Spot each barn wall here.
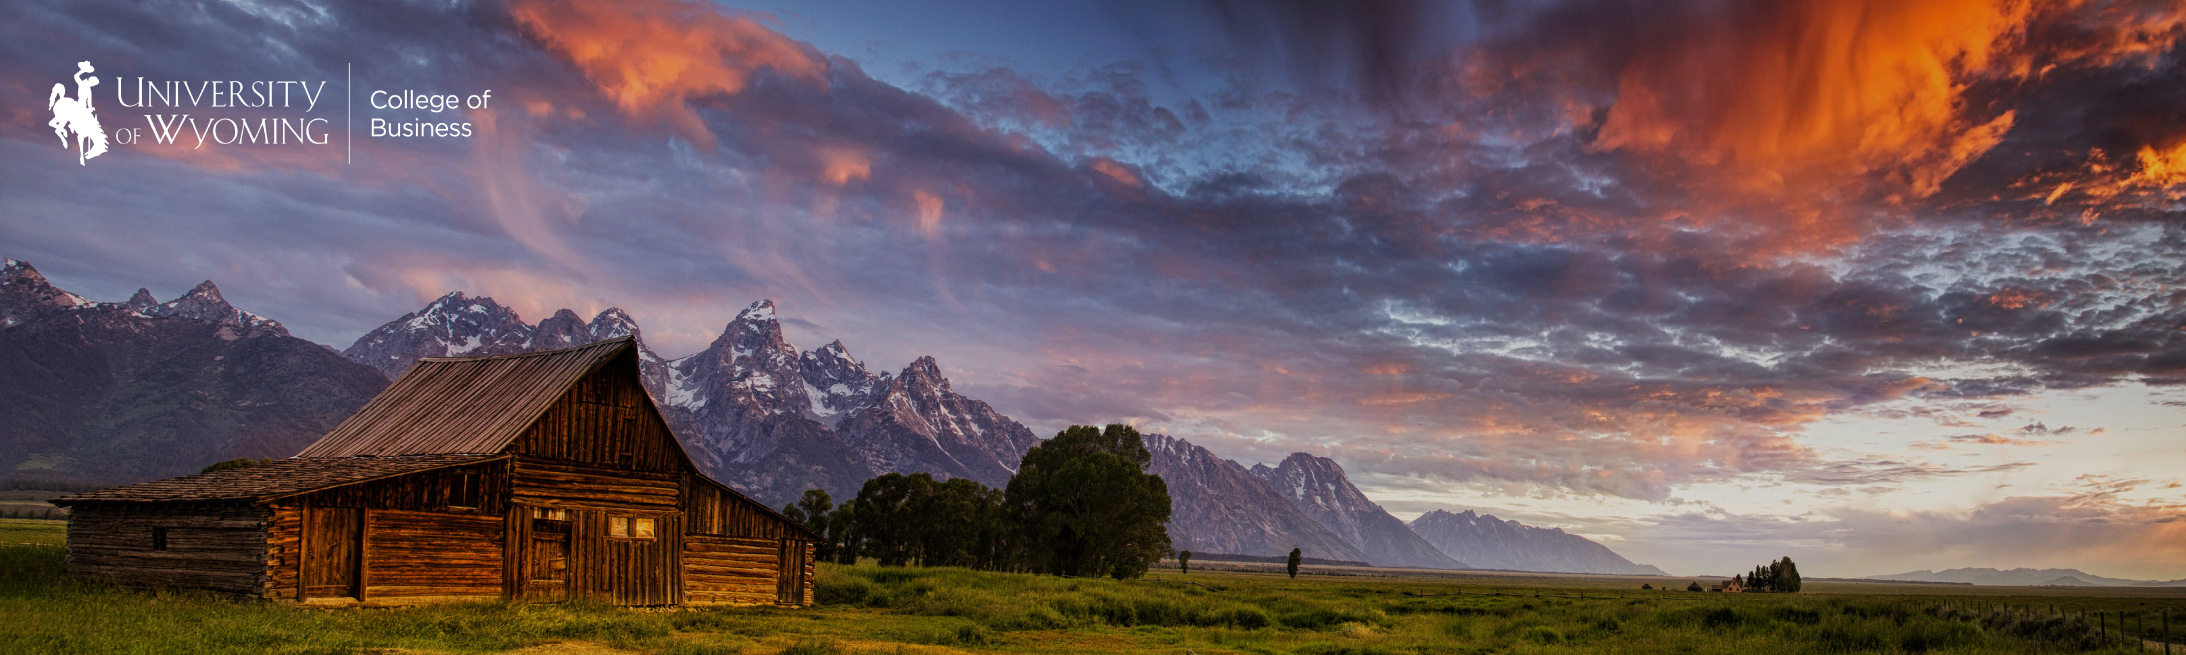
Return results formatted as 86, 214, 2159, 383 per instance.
65, 503, 270, 596
515, 361, 682, 472
685, 476, 799, 540
682, 535, 785, 606
267, 461, 513, 601
363, 509, 504, 598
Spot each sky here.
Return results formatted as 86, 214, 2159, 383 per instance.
2, 0, 2183, 580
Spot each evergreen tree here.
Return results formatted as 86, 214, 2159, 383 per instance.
1780, 557, 1802, 592
1179, 550, 1191, 574
1286, 548, 1302, 579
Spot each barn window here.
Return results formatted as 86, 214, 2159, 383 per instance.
531, 507, 569, 521
608, 516, 655, 540
448, 470, 481, 509
151, 527, 168, 551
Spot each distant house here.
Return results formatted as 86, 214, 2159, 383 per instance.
1710, 579, 1744, 593
52, 338, 817, 607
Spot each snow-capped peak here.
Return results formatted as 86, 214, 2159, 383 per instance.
737, 299, 778, 323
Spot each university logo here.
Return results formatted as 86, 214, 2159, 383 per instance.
47, 61, 108, 166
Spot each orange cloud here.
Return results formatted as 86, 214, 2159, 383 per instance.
1591, 1, 2027, 233
913, 189, 945, 237
818, 146, 873, 186
1569, 0, 2185, 247
1089, 159, 1142, 188
510, 0, 826, 151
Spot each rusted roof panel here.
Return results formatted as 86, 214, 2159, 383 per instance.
296, 338, 634, 457
51, 454, 498, 505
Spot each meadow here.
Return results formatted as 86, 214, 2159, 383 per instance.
1, 518, 2179, 655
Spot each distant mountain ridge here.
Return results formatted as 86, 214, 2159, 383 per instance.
1409, 509, 1667, 575
1248, 453, 1466, 570
0, 259, 388, 483
1865, 568, 2186, 587
1143, 433, 1372, 563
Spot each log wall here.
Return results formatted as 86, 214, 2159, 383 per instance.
65, 503, 270, 596
683, 534, 785, 606
362, 508, 503, 598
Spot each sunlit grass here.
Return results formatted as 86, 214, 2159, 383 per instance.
0, 541, 2174, 654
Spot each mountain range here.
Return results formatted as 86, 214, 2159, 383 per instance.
3, 259, 1667, 574
0, 260, 387, 482
1409, 509, 1666, 575
1864, 568, 2186, 587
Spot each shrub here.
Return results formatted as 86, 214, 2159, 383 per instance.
1218, 606, 1273, 629
813, 575, 873, 606
1522, 625, 1565, 644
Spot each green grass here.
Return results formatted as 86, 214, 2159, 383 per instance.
0, 542, 2177, 654
0, 518, 65, 546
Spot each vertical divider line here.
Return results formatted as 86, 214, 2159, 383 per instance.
346, 63, 352, 164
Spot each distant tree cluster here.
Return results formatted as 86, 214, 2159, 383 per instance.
200, 458, 271, 474
783, 424, 1174, 580
1737, 556, 1803, 592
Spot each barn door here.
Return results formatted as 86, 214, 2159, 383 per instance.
303, 507, 363, 599
526, 513, 572, 600
775, 540, 807, 605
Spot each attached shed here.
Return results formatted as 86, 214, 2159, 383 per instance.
52, 337, 817, 606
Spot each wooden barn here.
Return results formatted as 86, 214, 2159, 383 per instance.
50, 337, 817, 607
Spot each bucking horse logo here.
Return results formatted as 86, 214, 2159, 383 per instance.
48, 61, 107, 166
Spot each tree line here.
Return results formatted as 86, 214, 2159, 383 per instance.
782, 423, 1174, 579
1736, 556, 1803, 592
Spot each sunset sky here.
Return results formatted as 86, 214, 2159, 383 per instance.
3, 0, 2183, 579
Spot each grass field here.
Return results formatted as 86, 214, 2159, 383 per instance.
1, 520, 2179, 654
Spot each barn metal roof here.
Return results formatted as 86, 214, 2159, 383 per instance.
295, 337, 635, 457
50, 454, 500, 505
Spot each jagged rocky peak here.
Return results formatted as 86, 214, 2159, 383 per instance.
530, 308, 591, 351
1247, 452, 1467, 570
1409, 508, 1664, 575
800, 340, 880, 424
2, 258, 91, 307
143, 280, 288, 335
589, 307, 641, 340
341, 291, 537, 378
126, 288, 158, 312
898, 355, 951, 391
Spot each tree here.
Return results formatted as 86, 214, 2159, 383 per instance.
200, 458, 268, 474
782, 489, 834, 561
1779, 557, 1803, 593
1287, 548, 1302, 579
827, 501, 861, 564
852, 472, 936, 566
1005, 424, 1173, 579
1641, 583, 1653, 590
1179, 550, 1191, 575
1732, 573, 1744, 588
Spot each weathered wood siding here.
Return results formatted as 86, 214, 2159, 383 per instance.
362, 509, 503, 598
683, 534, 786, 605
515, 356, 681, 473
685, 476, 799, 539
65, 503, 269, 596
